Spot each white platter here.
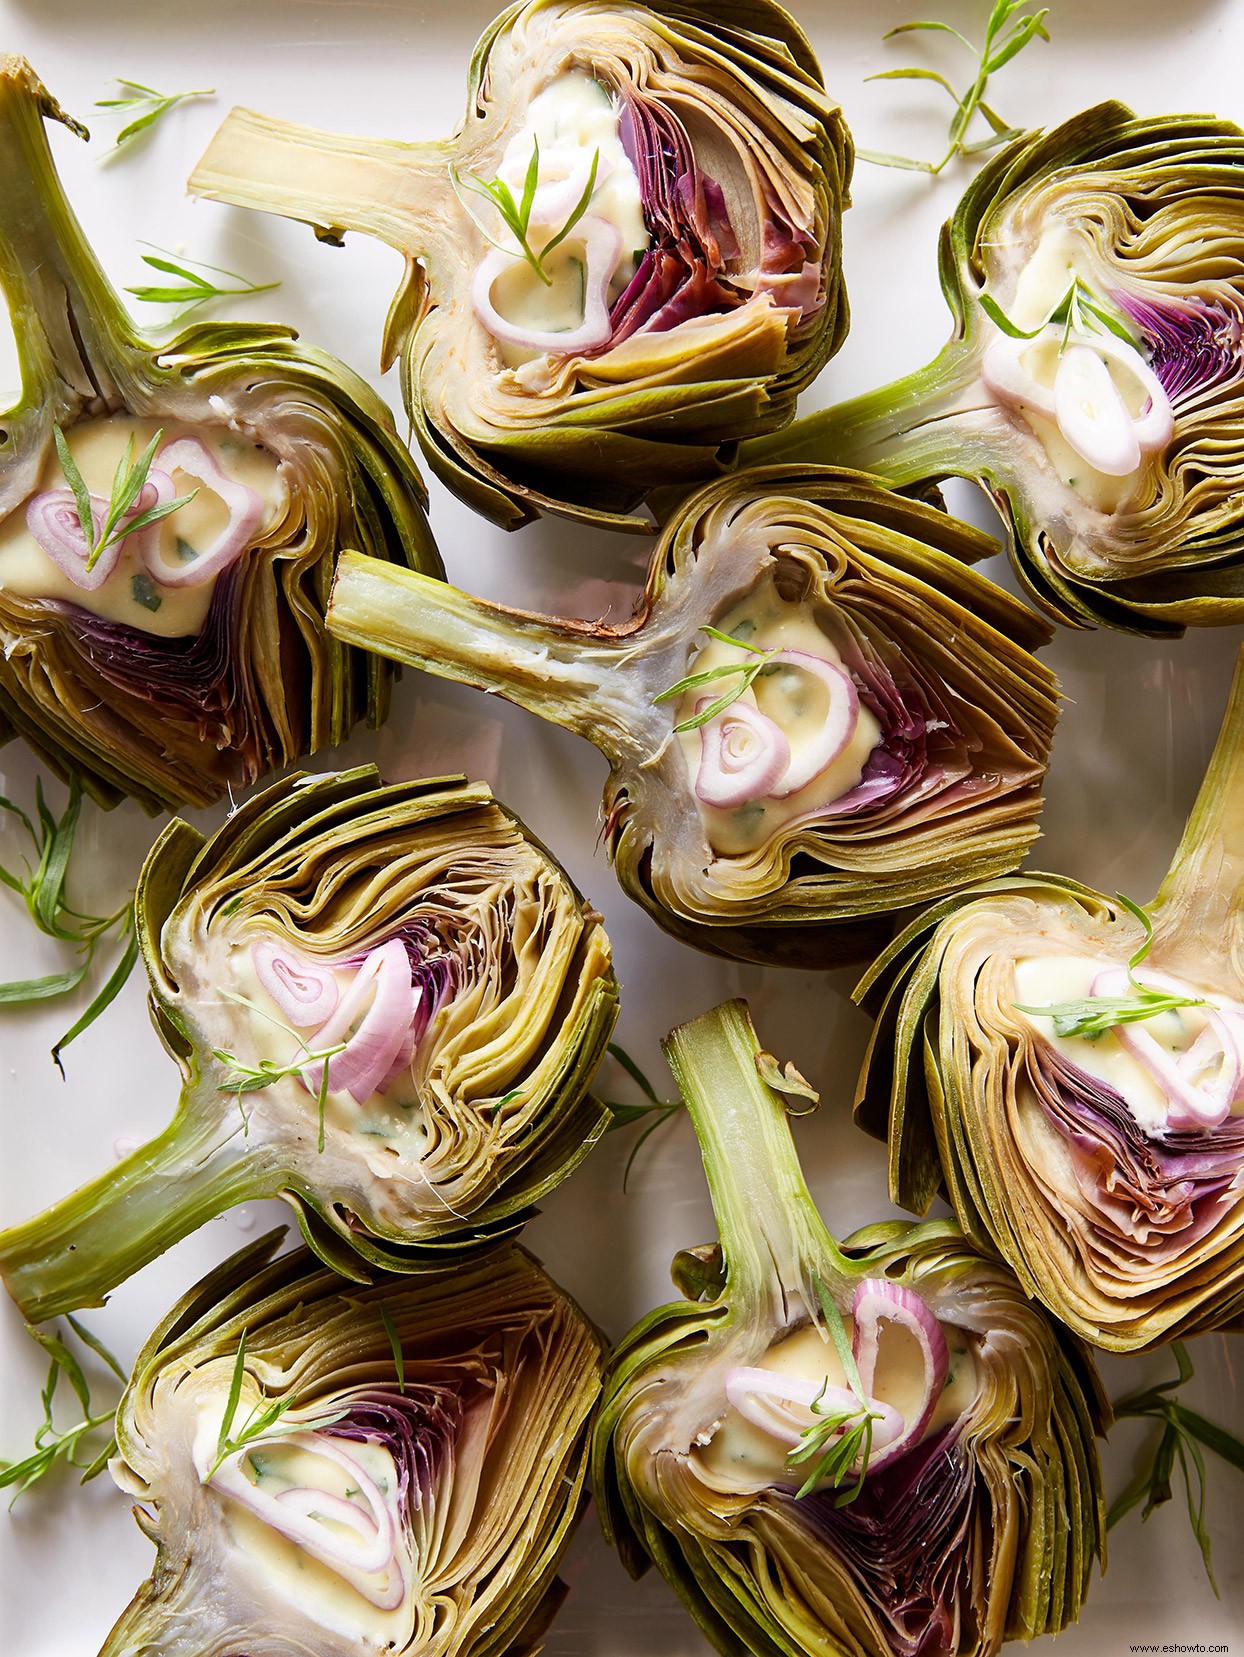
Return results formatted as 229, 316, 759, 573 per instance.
0, 0, 1241, 1651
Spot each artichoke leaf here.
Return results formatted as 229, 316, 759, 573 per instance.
748, 102, 1244, 634
0, 58, 442, 812
102, 1233, 605, 1657
329, 465, 1058, 968
593, 999, 1107, 1657
189, 0, 851, 531
0, 768, 618, 1319
854, 646, 1244, 1351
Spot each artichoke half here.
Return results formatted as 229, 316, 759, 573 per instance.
594, 1000, 1106, 1657
747, 104, 1244, 634
102, 1230, 604, 1657
0, 768, 618, 1320
188, 0, 850, 530
854, 646, 1244, 1352
0, 58, 441, 812
328, 466, 1058, 967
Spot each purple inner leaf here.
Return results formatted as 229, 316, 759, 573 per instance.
323, 1384, 463, 1515
1034, 1048, 1244, 1254
1116, 292, 1244, 403
791, 1426, 975, 1657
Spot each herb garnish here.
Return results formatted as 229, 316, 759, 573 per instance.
654, 627, 780, 733
207, 1332, 345, 1479
1013, 894, 1207, 1040
126, 245, 280, 326
858, 0, 1049, 175
599, 1042, 684, 1192
53, 425, 197, 573
978, 275, 1138, 354
0, 774, 139, 1071
0, 1316, 126, 1503
1109, 1341, 1244, 1594
455, 138, 601, 286
95, 79, 214, 154
786, 1278, 882, 1504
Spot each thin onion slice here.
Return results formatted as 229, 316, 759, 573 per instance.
765, 651, 859, 799
1089, 965, 1239, 1129
724, 1365, 903, 1455
25, 477, 166, 591
251, 937, 339, 1027
301, 939, 416, 1106
695, 698, 789, 808
141, 436, 264, 588
472, 216, 622, 357
849, 1278, 948, 1469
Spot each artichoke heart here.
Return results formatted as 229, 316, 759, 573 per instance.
855, 646, 1244, 1351
593, 1000, 1107, 1657
327, 466, 1058, 967
102, 1232, 604, 1657
0, 768, 618, 1320
189, 1, 851, 530
747, 103, 1244, 634
0, 57, 441, 812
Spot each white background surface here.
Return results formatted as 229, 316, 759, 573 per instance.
0, 0, 1241, 1652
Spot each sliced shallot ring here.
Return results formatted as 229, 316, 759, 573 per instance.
980, 331, 1058, 419
850, 1278, 948, 1469
141, 436, 263, 588
25, 476, 165, 591
251, 937, 339, 1027
724, 1365, 903, 1453
1089, 965, 1234, 1129
764, 651, 860, 799
497, 143, 613, 231
302, 939, 415, 1105
1054, 345, 1143, 477
208, 1428, 403, 1605
472, 215, 622, 356
695, 697, 789, 809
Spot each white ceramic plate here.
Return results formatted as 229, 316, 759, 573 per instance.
0, 0, 1240, 1651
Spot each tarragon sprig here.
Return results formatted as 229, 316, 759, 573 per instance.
599, 1042, 685, 1192
1014, 894, 1207, 1041
95, 79, 214, 155
655, 627, 780, 733
126, 245, 280, 326
454, 137, 600, 286
859, 0, 1049, 175
978, 275, 1138, 355
786, 1277, 882, 1505
0, 1316, 126, 1504
1109, 1341, 1244, 1594
53, 425, 197, 573
0, 774, 140, 1071
206, 1332, 345, 1480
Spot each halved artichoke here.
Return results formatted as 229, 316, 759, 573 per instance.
747, 104, 1244, 634
594, 1000, 1106, 1657
0, 57, 441, 812
102, 1230, 604, 1657
0, 767, 617, 1319
854, 646, 1244, 1352
328, 466, 1058, 967
188, 1, 851, 530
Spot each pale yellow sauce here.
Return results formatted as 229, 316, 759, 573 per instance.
193, 1402, 413, 1645
1012, 953, 1243, 1135
485, 72, 647, 363
986, 222, 1149, 513
692, 1317, 978, 1495
675, 575, 883, 857
0, 416, 285, 637
223, 941, 431, 1161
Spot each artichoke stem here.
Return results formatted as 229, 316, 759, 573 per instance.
663, 1000, 832, 1311
0, 57, 136, 402
1149, 643, 1244, 986
738, 341, 979, 485
190, 106, 452, 259
0, 1109, 273, 1322
328, 551, 637, 759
